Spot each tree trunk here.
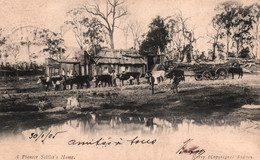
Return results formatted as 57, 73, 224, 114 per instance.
88, 63, 92, 76
226, 33, 229, 57
87, 54, 92, 76
256, 18, 259, 59
133, 38, 137, 50
236, 40, 239, 58
213, 43, 216, 61
109, 32, 114, 49
84, 50, 87, 76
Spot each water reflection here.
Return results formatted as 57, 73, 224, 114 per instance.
0, 114, 259, 160
18, 113, 260, 138
0, 111, 259, 140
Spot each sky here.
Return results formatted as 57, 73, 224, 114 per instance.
0, 0, 258, 56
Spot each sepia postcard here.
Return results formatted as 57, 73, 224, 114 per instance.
0, 0, 259, 160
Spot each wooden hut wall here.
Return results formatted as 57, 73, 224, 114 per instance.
45, 58, 61, 77
74, 64, 80, 75
131, 65, 143, 73
80, 66, 85, 75
114, 64, 119, 74
101, 64, 110, 74
61, 63, 80, 75
45, 66, 60, 77
61, 63, 73, 74
94, 64, 121, 75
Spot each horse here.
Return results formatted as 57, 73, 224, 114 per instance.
228, 67, 243, 79
117, 72, 140, 86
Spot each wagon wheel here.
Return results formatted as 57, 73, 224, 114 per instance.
215, 68, 227, 80
195, 73, 203, 81
202, 71, 212, 80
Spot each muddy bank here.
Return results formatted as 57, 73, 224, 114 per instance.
0, 74, 260, 114
0, 84, 151, 112
1, 82, 259, 114
0, 83, 260, 136
1, 76, 260, 136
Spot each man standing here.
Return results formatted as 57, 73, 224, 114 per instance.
171, 76, 181, 94
111, 70, 117, 87
147, 72, 155, 95
61, 68, 65, 77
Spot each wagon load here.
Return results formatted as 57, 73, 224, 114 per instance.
192, 62, 229, 81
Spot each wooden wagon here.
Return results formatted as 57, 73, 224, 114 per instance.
192, 63, 229, 81
163, 61, 230, 81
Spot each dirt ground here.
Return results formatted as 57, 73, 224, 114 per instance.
0, 72, 259, 135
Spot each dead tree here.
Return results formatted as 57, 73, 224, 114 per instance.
83, 0, 127, 49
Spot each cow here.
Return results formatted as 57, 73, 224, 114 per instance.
117, 72, 140, 86
165, 69, 185, 82
228, 67, 243, 79
94, 75, 112, 87
37, 76, 63, 91
151, 70, 165, 84
63, 75, 92, 89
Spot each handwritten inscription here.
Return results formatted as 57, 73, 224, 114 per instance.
176, 139, 206, 160
127, 136, 157, 145
68, 136, 157, 147
29, 130, 67, 144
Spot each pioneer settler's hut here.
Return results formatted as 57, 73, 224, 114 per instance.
45, 58, 80, 77
93, 49, 147, 75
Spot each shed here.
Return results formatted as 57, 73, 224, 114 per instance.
94, 49, 147, 75
45, 58, 80, 77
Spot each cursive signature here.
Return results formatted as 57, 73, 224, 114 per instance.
176, 139, 206, 160
29, 130, 67, 144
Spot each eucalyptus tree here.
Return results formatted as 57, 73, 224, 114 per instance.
66, 8, 105, 75
83, 0, 127, 49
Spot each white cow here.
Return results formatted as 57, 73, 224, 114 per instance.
151, 70, 165, 84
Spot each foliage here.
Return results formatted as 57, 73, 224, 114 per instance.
5, 42, 20, 63
208, 17, 226, 60
0, 28, 6, 61
66, 9, 104, 56
139, 16, 169, 56
128, 21, 145, 50
39, 29, 65, 60
165, 14, 202, 62
66, 8, 106, 75
213, 1, 259, 58
239, 47, 250, 58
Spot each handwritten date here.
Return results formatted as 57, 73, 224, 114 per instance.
29, 130, 67, 144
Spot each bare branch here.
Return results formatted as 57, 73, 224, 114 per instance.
83, 5, 112, 31
81, 0, 127, 49
115, 8, 127, 19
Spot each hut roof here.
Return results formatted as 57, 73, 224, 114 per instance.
95, 49, 146, 65
59, 58, 79, 64
97, 57, 146, 65
45, 58, 80, 68
45, 58, 61, 68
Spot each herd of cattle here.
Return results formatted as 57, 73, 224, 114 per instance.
37, 69, 185, 91
37, 65, 243, 91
